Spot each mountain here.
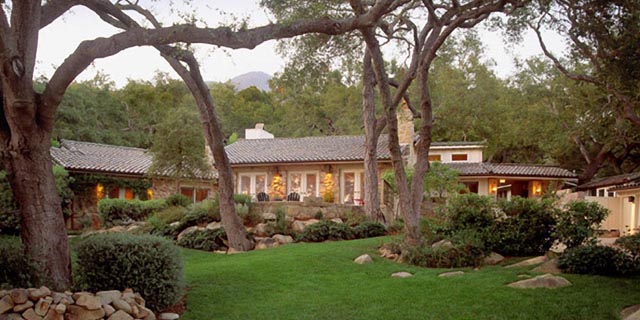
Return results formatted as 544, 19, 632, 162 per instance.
230, 71, 272, 92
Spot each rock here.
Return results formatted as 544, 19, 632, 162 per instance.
439, 271, 465, 277
549, 242, 567, 254
96, 290, 122, 305
2, 313, 23, 320
169, 221, 180, 228
112, 299, 132, 314
50, 293, 68, 305
177, 225, 201, 241
256, 237, 280, 250
108, 310, 134, 320
75, 295, 101, 310
65, 305, 106, 320
28, 287, 51, 301
0, 290, 7, 298
391, 272, 413, 278
21, 308, 42, 320
43, 309, 63, 320
103, 304, 116, 317
379, 247, 400, 261
254, 223, 273, 237
205, 222, 222, 230
532, 258, 562, 274
292, 219, 320, 233
227, 247, 245, 254
330, 218, 344, 224
13, 301, 34, 312
431, 239, 453, 249
262, 212, 277, 221
505, 256, 548, 268
508, 273, 571, 289
34, 297, 53, 316
159, 313, 180, 320
482, 252, 505, 265
621, 304, 640, 320
272, 234, 294, 244
133, 293, 145, 307
10, 289, 29, 304
135, 306, 154, 319
126, 224, 141, 232
108, 226, 127, 233
71, 292, 92, 301
0, 295, 15, 314
54, 304, 67, 315
354, 254, 373, 264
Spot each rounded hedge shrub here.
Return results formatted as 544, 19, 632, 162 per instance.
555, 201, 609, 249
76, 233, 183, 310
0, 237, 35, 289
98, 199, 167, 227
176, 228, 228, 251
403, 242, 485, 268
165, 194, 192, 208
558, 245, 631, 276
298, 221, 354, 242
353, 221, 387, 239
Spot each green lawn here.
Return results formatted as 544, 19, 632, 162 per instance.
181, 237, 640, 320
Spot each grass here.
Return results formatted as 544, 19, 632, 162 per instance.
181, 237, 640, 320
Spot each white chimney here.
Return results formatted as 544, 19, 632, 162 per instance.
245, 123, 274, 140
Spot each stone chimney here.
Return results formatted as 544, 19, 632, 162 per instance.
245, 123, 274, 140
397, 102, 414, 146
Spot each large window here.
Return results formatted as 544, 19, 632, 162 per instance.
428, 154, 442, 162
238, 173, 268, 197
342, 171, 365, 205
452, 154, 468, 161
106, 187, 135, 200
288, 172, 319, 200
180, 187, 210, 203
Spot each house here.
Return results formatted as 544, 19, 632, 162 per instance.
51, 139, 216, 229
224, 122, 577, 206
575, 173, 640, 235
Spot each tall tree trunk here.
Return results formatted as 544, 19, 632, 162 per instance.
362, 52, 385, 223
2, 133, 71, 290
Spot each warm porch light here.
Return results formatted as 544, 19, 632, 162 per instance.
532, 181, 543, 196
489, 179, 498, 194
499, 179, 506, 183
147, 189, 154, 199
96, 183, 105, 199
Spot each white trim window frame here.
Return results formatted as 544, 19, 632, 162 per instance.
238, 173, 268, 197
341, 170, 365, 205
287, 171, 320, 200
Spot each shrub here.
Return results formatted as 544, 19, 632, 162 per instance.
445, 194, 496, 231
98, 199, 167, 227
387, 219, 405, 234
555, 201, 609, 249
403, 242, 485, 268
153, 206, 188, 225
340, 210, 366, 227
174, 199, 220, 234
558, 245, 633, 276
75, 233, 183, 310
0, 237, 35, 289
165, 194, 192, 207
176, 228, 228, 251
353, 221, 387, 239
233, 194, 252, 206
420, 217, 449, 243
298, 221, 354, 242
145, 206, 187, 237
490, 197, 557, 256
616, 233, 640, 263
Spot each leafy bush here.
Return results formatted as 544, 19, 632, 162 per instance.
340, 210, 366, 227
176, 228, 228, 251
445, 194, 496, 231
145, 206, 187, 237
154, 206, 188, 225
76, 233, 183, 310
98, 199, 167, 227
420, 217, 449, 243
165, 194, 192, 207
490, 197, 557, 256
387, 219, 405, 234
174, 199, 220, 234
555, 201, 609, 249
233, 194, 252, 206
298, 221, 354, 242
353, 221, 387, 239
616, 233, 640, 262
403, 242, 485, 268
558, 245, 633, 276
0, 237, 35, 289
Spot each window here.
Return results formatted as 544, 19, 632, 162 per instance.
106, 187, 135, 200
598, 189, 605, 197
288, 172, 319, 200
452, 154, 468, 161
238, 173, 268, 197
428, 154, 441, 162
342, 171, 365, 205
462, 182, 479, 194
180, 187, 211, 203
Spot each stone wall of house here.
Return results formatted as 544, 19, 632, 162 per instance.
249, 197, 365, 221
0, 287, 177, 320
151, 178, 216, 199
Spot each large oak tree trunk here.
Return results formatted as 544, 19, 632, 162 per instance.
2, 132, 71, 290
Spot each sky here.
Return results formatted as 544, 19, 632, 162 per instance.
36, 0, 566, 87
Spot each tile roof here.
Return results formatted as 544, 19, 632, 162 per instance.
51, 139, 215, 179
225, 135, 393, 165
577, 172, 640, 190
446, 162, 577, 179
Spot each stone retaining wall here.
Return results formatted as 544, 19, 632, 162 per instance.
0, 287, 175, 320
249, 197, 365, 220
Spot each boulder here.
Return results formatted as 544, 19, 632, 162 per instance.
508, 273, 571, 289
330, 218, 344, 224
438, 271, 464, 277
391, 272, 413, 278
21, 308, 42, 320
0, 295, 15, 314
272, 234, 294, 244
2, 313, 23, 320
96, 290, 122, 305
205, 222, 222, 230
431, 240, 453, 249
505, 256, 548, 268
482, 252, 505, 266
34, 297, 53, 316
254, 223, 273, 237
255, 238, 280, 250
29, 287, 51, 301
621, 304, 640, 320
10, 289, 29, 304
159, 313, 180, 320
43, 309, 63, 320
292, 220, 307, 233
13, 301, 34, 313
354, 254, 373, 264
75, 295, 101, 310
107, 310, 133, 320
103, 304, 116, 317
176, 226, 201, 241
112, 299, 132, 314
532, 258, 562, 274
107, 226, 127, 233
262, 212, 277, 221
54, 304, 67, 315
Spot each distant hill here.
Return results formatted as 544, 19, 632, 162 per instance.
230, 71, 272, 92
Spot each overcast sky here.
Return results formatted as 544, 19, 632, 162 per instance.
36, 0, 565, 87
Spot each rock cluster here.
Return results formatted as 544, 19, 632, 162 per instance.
0, 287, 173, 320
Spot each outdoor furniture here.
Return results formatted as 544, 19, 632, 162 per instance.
257, 192, 269, 202
286, 192, 300, 201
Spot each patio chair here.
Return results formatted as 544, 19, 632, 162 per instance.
257, 192, 269, 202
286, 192, 300, 201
